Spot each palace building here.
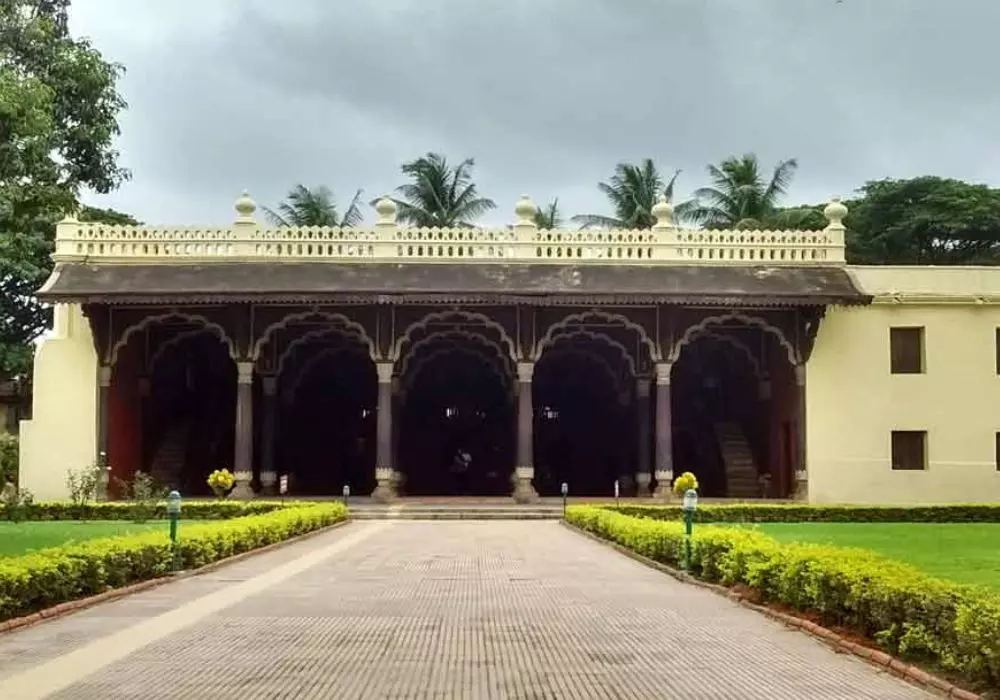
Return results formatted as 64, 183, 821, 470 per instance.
17, 194, 1000, 504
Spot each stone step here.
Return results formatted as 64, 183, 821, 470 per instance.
351, 508, 562, 521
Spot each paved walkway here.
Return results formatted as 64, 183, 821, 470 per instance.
0, 521, 934, 699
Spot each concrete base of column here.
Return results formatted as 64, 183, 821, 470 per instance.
793, 470, 809, 501
652, 470, 674, 500
635, 473, 652, 498
231, 471, 255, 500
260, 471, 278, 497
372, 467, 397, 503
512, 466, 538, 504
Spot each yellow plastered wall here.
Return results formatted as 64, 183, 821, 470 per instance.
19, 304, 97, 499
808, 268, 1000, 504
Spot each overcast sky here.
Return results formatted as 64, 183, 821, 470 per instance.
69, 0, 1000, 227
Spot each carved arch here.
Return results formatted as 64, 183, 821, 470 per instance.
276, 325, 373, 378
147, 328, 231, 375
669, 313, 797, 366
283, 345, 373, 403
253, 311, 375, 362
401, 346, 508, 397
534, 310, 658, 364
536, 328, 637, 377
392, 310, 517, 364
682, 329, 764, 379
109, 312, 235, 368
536, 342, 630, 404
397, 329, 513, 382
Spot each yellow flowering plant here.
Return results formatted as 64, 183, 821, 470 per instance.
672, 471, 699, 497
207, 469, 235, 499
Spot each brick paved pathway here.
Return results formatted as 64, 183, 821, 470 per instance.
0, 521, 934, 699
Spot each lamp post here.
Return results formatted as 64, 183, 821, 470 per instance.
342, 484, 350, 507
614, 479, 620, 508
166, 490, 182, 572
682, 488, 698, 572
561, 482, 569, 518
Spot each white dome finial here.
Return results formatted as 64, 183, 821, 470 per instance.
824, 197, 848, 229
234, 190, 257, 223
375, 195, 397, 226
652, 195, 674, 230
514, 194, 538, 227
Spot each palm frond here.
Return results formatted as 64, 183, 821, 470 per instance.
571, 213, 624, 230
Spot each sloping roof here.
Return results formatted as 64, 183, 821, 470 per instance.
38, 262, 870, 307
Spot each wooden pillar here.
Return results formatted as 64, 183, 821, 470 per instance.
372, 361, 396, 502
260, 376, 278, 496
96, 364, 112, 500
231, 361, 255, 499
635, 377, 652, 497
653, 361, 674, 499
513, 361, 537, 503
793, 363, 808, 501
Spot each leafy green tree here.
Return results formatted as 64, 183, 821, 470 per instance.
846, 177, 1000, 264
79, 205, 140, 226
533, 199, 562, 229
263, 184, 363, 227
0, 0, 128, 380
382, 152, 495, 228
678, 154, 803, 230
573, 159, 680, 229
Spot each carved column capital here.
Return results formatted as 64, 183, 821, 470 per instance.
794, 363, 806, 387
517, 361, 534, 384
376, 361, 394, 384
654, 361, 672, 386
236, 361, 254, 385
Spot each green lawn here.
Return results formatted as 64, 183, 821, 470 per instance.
0, 521, 168, 557
751, 522, 1000, 591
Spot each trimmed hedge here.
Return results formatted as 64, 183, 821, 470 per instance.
0, 502, 347, 622
611, 503, 1000, 523
0, 500, 286, 522
567, 505, 1000, 687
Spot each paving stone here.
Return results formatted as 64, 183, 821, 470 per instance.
2, 521, 933, 699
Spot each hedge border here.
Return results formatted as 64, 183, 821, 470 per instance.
608, 503, 1000, 523
0, 502, 348, 625
0, 518, 350, 636
0, 500, 286, 521
562, 520, 983, 700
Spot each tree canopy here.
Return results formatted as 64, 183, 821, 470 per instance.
573, 159, 679, 230
383, 152, 495, 228
263, 184, 363, 227
676, 154, 805, 230
0, 0, 129, 379
845, 177, 1000, 264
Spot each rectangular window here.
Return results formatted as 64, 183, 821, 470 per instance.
891, 431, 927, 471
890, 327, 924, 374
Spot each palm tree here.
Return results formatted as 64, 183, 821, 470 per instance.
534, 199, 563, 229
381, 152, 495, 227
572, 159, 680, 230
677, 154, 803, 230
263, 184, 364, 227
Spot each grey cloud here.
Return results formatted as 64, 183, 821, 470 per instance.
72, 0, 1000, 226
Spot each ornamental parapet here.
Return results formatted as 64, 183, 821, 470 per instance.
52, 193, 848, 266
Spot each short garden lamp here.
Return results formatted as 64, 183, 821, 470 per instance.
682, 488, 698, 571
614, 479, 620, 507
342, 484, 350, 506
166, 490, 182, 544
561, 482, 569, 518
166, 490, 182, 571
